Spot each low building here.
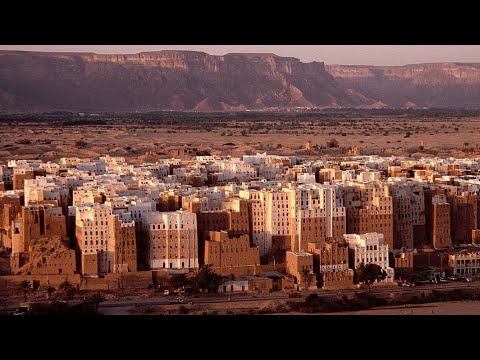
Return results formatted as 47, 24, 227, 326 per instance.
448, 251, 480, 277
243, 275, 273, 294
286, 251, 317, 290
394, 251, 414, 274
308, 242, 354, 289
344, 232, 395, 283
218, 279, 249, 293
260, 271, 291, 291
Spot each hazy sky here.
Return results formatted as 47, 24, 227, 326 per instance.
0, 45, 479, 66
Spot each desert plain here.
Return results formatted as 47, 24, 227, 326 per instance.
0, 109, 479, 162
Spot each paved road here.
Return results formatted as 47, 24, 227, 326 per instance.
98, 280, 479, 309
2, 281, 474, 313
99, 293, 289, 308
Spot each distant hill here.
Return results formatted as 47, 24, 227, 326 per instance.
326, 63, 480, 108
0, 50, 375, 112
1, 50, 480, 112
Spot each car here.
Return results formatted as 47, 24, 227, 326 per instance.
11, 305, 30, 315
439, 278, 448, 283
169, 297, 184, 304
163, 290, 170, 296
416, 279, 430, 284
447, 276, 457, 281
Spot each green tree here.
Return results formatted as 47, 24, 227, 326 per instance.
58, 280, 73, 291
192, 265, 224, 294
86, 292, 106, 313
58, 280, 77, 300
168, 274, 190, 290
356, 263, 387, 291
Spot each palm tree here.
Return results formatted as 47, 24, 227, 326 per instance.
302, 268, 311, 292
20, 280, 30, 302
46, 286, 55, 300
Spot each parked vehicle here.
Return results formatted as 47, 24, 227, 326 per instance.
11, 304, 30, 315
439, 278, 448, 283
416, 279, 430, 284
447, 276, 457, 281
164, 290, 170, 296
169, 297, 184, 304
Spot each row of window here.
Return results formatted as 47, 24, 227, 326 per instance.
151, 223, 185, 229
152, 244, 186, 249
359, 256, 388, 263
151, 234, 190, 240
84, 230, 106, 236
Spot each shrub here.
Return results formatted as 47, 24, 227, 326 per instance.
178, 305, 189, 314
75, 140, 88, 148
326, 138, 339, 148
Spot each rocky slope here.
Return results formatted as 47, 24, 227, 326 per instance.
0, 50, 375, 112
326, 63, 480, 108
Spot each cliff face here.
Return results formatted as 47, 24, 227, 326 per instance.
326, 63, 480, 108
3, 51, 480, 112
0, 51, 374, 112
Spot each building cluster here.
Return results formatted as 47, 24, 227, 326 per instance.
1, 153, 480, 290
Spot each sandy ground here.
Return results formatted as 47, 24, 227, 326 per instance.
321, 301, 480, 315
1, 117, 480, 162
98, 299, 480, 315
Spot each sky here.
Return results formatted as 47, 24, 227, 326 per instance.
0, 45, 479, 66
